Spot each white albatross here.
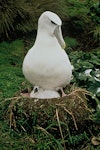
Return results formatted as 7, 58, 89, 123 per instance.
23, 11, 72, 99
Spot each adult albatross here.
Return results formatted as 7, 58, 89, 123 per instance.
23, 11, 72, 99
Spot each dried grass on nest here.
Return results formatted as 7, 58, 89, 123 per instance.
4, 85, 92, 134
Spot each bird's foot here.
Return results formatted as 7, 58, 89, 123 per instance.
60, 88, 66, 97
20, 93, 30, 98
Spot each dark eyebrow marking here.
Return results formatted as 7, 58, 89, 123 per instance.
51, 20, 57, 25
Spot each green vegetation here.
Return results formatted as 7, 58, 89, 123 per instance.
0, 40, 25, 99
64, 0, 100, 50
0, 0, 100, 149
69, 50, 100, 99
0, 0, 67, 39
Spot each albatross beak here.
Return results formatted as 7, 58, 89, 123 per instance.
54, 26, 66, 49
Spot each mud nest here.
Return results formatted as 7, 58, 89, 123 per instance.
4, 85, 92, 137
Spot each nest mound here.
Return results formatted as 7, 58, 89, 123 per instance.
5, 85, 92, 135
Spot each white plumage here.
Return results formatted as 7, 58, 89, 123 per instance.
23, 11, 72, 99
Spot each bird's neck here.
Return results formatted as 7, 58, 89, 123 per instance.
35, 29, 57, 47
37, 27, 54, 38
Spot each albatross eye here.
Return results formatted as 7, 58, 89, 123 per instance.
51, 20, 57, 25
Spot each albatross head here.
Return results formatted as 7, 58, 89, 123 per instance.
38, 11, 66, 49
